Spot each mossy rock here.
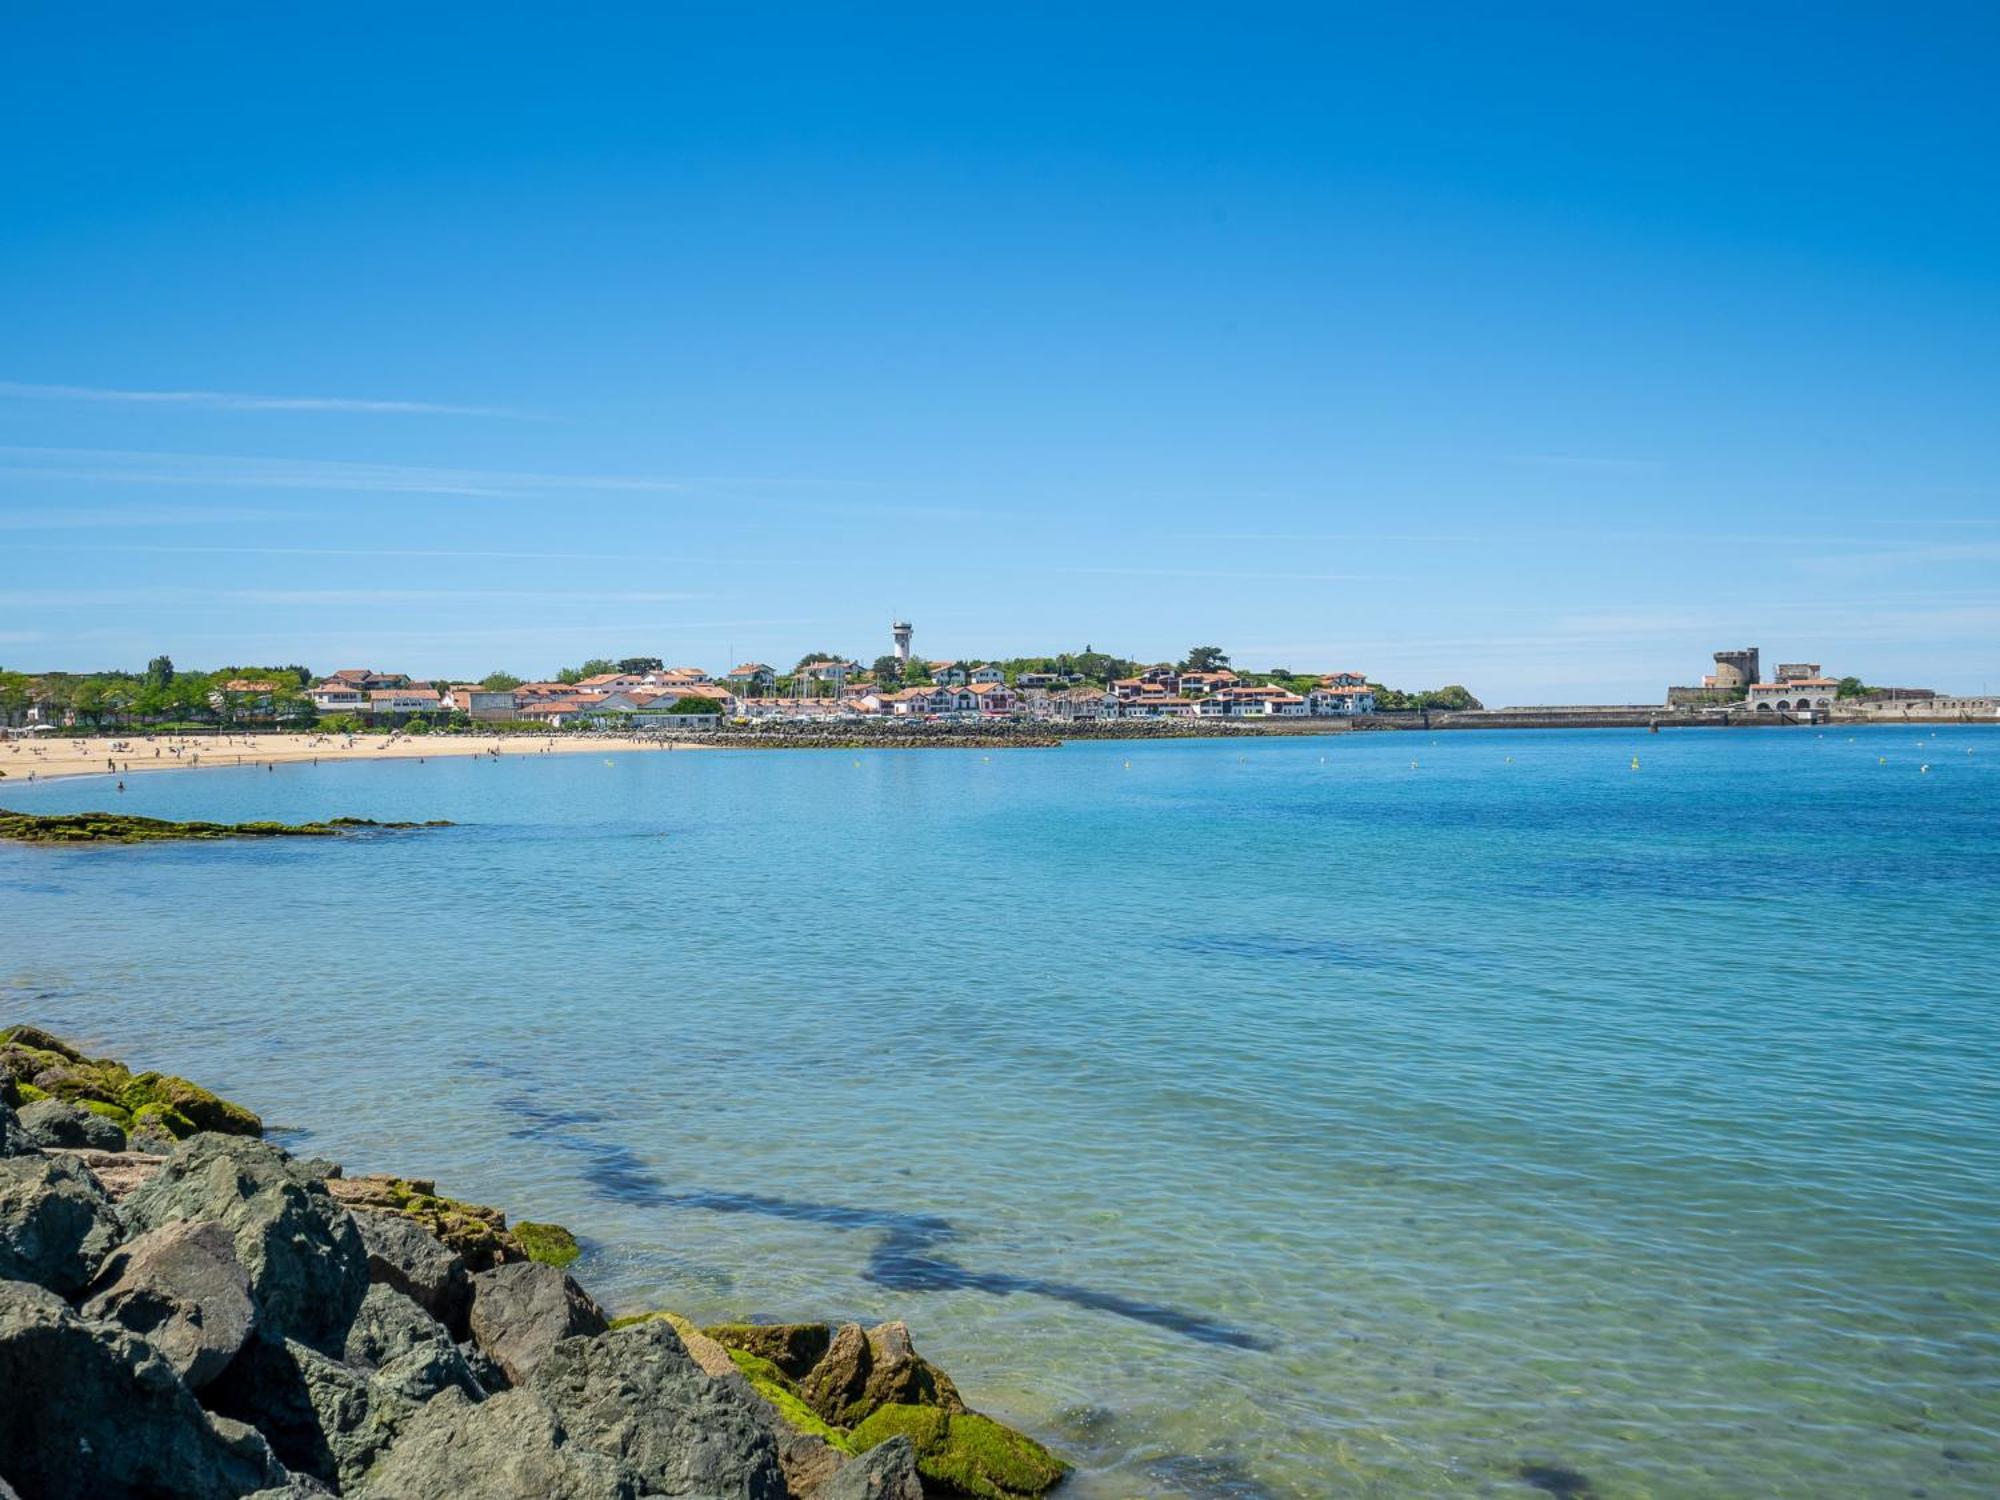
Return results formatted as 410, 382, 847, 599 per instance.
33, 1061, 132, 1108
129, 1101, 200, 1140
0, 809, 452, 844
120, 1071, 262, 1136
728, 1348, 858, 1455
0, 1025, 83, 1060
705, 1321, 833, 1379
513, 1220, 580, 1267
331, 1175, 523, 1270
12, 1082, 47, 1106
78, 1098, 132, 1127
850, 1404, 1067, 1500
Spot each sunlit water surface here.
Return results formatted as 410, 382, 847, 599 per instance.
3, 726, 1996, 1498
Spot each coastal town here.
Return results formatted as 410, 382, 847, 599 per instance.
1, 629, 1993, 739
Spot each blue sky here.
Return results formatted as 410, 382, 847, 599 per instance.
3, 3, 1996, 702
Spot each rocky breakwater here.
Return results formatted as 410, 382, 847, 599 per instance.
0, 1026, 1067, 1500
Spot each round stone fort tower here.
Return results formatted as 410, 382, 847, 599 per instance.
1711, 648, 1760, 689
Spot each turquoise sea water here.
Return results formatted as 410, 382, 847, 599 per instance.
2, 726, 1996, 1498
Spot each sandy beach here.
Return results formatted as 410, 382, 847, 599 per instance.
0, 731, 707, 786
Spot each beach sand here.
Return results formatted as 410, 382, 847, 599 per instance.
0, 730, 707, 785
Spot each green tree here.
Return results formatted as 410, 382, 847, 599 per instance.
576, 658, 618, 678
666, 696, 719, 714
901, 658, 932, 685
1181, 645, 1230, 673
1423, 685, 1482, 710
481, 671, 524, 691
556, 667, 583, 684
1836, 676, 1875, 699
871, 655, 903, 686
617, 657, 663, 674
145, 655, 175, 689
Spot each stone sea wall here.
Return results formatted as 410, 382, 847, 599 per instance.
0, 1025, 1067, 1500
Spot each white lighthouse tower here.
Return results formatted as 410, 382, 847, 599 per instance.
892, 618, 914, 667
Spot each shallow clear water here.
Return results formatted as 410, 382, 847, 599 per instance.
3, 726, 1996, 1499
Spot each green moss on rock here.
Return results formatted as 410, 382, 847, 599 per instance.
13, 1082, 47, 1105
513, 1220, 580, 1267
704, 1321, 834, 1379
0, 809, 455, 844
850, 1404, 1068, 1500
727, 1348, 858, 1455
0, 1025, 83, 1059
128, 1101, 199, 1139
0, 1029, 262, 1138
78, 1098, 131, 1126
121, 1071, 262, 1136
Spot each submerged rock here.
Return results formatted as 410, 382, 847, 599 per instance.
849, 1405, 1068, 1500
0, 1278, 283, 1500
357, 1388, 637, 1500
0, 809, 451, 844
0, 1151, 121, 1295
122, 1133, 368, 1351
469, 1261, 609, 1385
81, 1218, 258, 1389
530, 1320, 787, 1499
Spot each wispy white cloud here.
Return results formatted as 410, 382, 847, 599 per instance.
0, 381, 524, 418
0, 505, 290, 530
0, 446, 680, 499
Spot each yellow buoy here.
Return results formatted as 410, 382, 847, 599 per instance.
1630, 756, 1640, 770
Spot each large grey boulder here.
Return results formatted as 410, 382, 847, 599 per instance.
18, 1096, 126, 1151
81, 1217, 258, 1389
818, 1436, 923, 1500
205, 1332, 420, 1492
354, 1207, 472, 1336
123, 1133, 367, 1351
359, 1388, 639, 1500
468, 1260, 608, 1385
531, 1321, 786, 1499
0, 1152, 120, 1295
0, 1277, 284, 1500
344, 1281, 485, 1405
